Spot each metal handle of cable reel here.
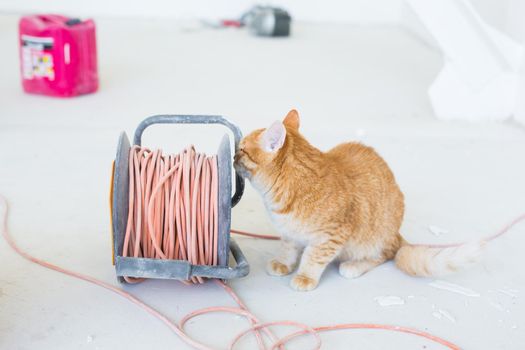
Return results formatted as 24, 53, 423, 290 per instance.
133, 114, 245, 207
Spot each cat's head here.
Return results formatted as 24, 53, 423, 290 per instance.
234, 109, 300, 181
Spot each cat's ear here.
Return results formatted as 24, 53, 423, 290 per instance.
261, 121, 286, 152
283, 109, 300, 130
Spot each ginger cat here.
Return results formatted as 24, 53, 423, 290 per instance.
234, 110, 481, 291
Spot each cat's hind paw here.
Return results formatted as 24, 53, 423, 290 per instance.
290, 275, 318, 291
339, 262, 366, 279
266, 259, 292, 276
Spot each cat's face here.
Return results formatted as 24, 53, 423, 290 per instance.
234, 109, 300, 181
233, 128, 267, 180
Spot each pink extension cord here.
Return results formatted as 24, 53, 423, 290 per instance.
2, 145, 525, 349
122, 146, 220, 284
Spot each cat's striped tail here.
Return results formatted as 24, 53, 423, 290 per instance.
394, 240, 484, 277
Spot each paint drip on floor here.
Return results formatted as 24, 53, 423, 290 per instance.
428, 225, 449, 236
374, 295, 405, 306
488, 299, 506, 311
432, 308, 457, 323
496, 288, 518, 298
429, 280, 480, 297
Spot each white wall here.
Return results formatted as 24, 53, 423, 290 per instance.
401, 0, 525, 123
401, 0, 516, 48
506, 0, 525, 124
0, 0, 516, 29
0, 0, 403, 23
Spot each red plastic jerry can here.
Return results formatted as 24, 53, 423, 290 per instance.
19, 14, 98, 97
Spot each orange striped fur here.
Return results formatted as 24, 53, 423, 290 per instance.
234, 110, 481, 291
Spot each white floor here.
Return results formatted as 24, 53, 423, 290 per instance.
1, 14, 525, 350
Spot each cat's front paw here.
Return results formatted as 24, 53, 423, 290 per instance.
266, 259, 291, 276
290, 275, 318, 291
